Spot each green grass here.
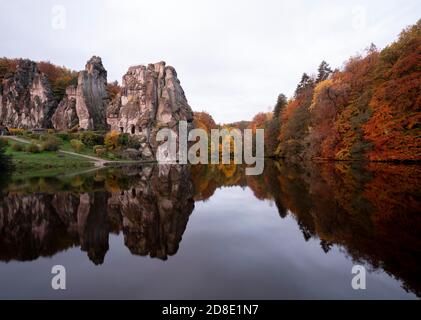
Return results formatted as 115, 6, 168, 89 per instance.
5, 141, 94, 178
60, 140, 97, 156
60, 140, 118, 160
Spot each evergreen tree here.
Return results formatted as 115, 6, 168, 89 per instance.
273, 93, 287, 119
295, 73, 314, 96
316, 61, 332, 83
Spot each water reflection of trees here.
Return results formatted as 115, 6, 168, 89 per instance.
191, 161, 421, 297
0, 161, 420, 296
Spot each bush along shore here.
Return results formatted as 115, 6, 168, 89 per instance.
0, 129, 152, 176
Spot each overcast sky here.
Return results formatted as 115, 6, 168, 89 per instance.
1, 0, 420, 123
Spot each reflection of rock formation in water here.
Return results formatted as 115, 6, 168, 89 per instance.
0, 164, 195, 264
1, 162, 419, 296
0, 194, 75, 261
112, 165, 195, 260
78, 193, 110, 265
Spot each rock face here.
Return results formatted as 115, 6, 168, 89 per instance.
107, 61, 194, 159
0, 60, 56, 128
51, 85, 78, 131
76, 56, 109, 130
1, 57, 190, 136
52, 56, 109, 131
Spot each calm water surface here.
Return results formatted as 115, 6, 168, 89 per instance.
0, 161, 419, 299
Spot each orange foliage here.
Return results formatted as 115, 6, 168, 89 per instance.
363, 22, 421, 161
249, 112, 271, 133
193, 111, 217, 133
104, 131, 120, 150
107, 81, 121, 101
0, 58, 19, 83
273, 19, 421, 161
37, 61, 78, 102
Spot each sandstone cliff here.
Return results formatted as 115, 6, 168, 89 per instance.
51, 85, 78, 131
1, 57, 192, 136
0, 59, 56, 128
75, 56, 109, 130
52, 56, 109, 131
107, 61, 194, 159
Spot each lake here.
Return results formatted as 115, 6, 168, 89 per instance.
0, 161, 420, 299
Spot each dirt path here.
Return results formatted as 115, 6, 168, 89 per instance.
4, 136, 32, 145
4, 136, 153, 167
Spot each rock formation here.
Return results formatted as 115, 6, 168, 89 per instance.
107, 61, 194, 159
52, 56, 109, 131
51, 85, 78, 131
75, 56, 109, 130
1, 56, 192, 137
0, 59, 56, 128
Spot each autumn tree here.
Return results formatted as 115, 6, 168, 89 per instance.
249, 112, 270, 133
265, 93, 288, 156
0, 58, 19, 83
0, 58, 19, 94
276, 74, 315, 159
107, 81, 121, 101
193, 111, 217, 133
363, 19, 421, 161
37, 61, 78, 103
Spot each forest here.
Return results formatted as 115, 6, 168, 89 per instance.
196, 19, 421, 162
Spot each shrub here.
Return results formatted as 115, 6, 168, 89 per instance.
39, 134, 50, 141
93, 145, 107, 157
118, 133, 129, 147
56, 132, 70, 141
128, 135, 142, 149
9, 128, 24, 136
11, 143, 23, 152
79, 131, 105, 147
69, 132, 80, 141
26, 143, 41, 153
27, 133, 41, 140
70, 139, 85, 152
105, 131, 120, 150
41, 135, 62, 151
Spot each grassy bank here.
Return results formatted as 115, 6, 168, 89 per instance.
4, 140, 94, 178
